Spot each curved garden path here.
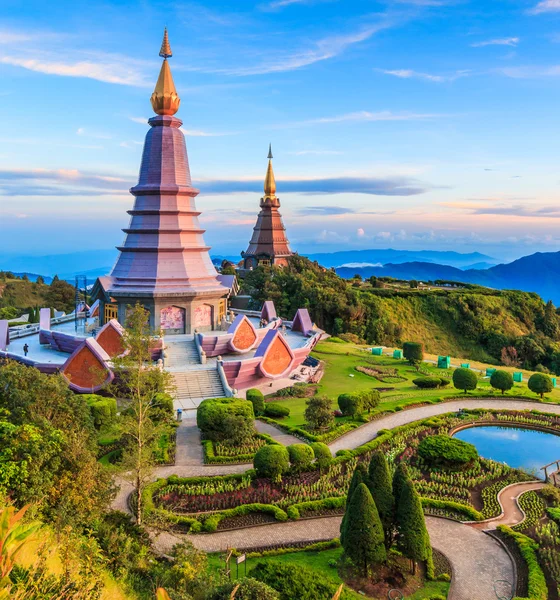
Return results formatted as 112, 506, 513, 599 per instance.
112, 397, 560, 598
151, 515, 515, 600
329, 398, 560, 454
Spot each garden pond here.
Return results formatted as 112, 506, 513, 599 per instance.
454, 425, 560, 478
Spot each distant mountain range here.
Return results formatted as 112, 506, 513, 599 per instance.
336, 251, 560, 303
304, 248, 497, 269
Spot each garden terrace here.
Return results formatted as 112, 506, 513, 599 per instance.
143, 409, 560, 532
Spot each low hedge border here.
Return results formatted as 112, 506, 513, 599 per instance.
258, 416, 360, 444
286, 497, 346, 520
202, 433, 280, 465
496, 526, 548, 600
420, 497, 484, 522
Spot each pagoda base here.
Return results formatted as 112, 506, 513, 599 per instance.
109, 293, 227, 335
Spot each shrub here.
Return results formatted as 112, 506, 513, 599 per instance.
254, 445, 290, 482
310, 442, 332, 470
151, 392, 174, 423
246, 388, 265, 416
418, 434, 478, 468
413, 377, 441, 389
528, 373, 553, 398
359, 388, 381, 412
287, 444, 314, 472
490, 370, 514, 395
208, 578, 280, 600
337, 393, 361, 417
304, 395, 334, 431
197, 397, 255, 442
452, 368, 478, 393
84, 394, 117, 429
264, 403, 290, 418
250, 561, 343, 599
439, 378, 451, 387
403, 342, 424, 367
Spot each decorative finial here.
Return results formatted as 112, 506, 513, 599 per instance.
264, 148, 276, 198
159, 27, 172, 59
151, 28, 180, 116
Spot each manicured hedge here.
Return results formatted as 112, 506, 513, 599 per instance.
197, 397, 255, 442
258, 416, 359, 444
421, 497, 484, 521
497, 526, 548, 600
246, 388, 265, 416
83, 394, 117, 429
203, 503, 288, 532
286, 497, 346, 520
412, 377, 441, 389
309, 442, 332, 470
418, 434, 478, 468
254, 445, 290, 482
264, 403, 290, 418
287, 444, 314, 472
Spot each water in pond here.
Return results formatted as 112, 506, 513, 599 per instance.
453, 426, 560, 478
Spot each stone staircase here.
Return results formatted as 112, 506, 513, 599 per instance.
172, 368, 225, 410
163, 335, 225, 410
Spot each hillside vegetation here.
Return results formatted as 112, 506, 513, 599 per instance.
242, 256, 560, 369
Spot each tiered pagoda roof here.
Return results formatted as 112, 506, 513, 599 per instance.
242, 146, 293, 268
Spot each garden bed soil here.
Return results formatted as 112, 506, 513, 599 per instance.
298, 508, 344, 519
432, 548, 452, 579
216, 512, 278, 531
340, 555, 433, 598
265, 384, 318, 402
490, 528, 530, 599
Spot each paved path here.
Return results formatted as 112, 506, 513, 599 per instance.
329, 398, 560, 454
255, 420, 302, 446
472, 481, 545, 530
152, 515, 514, 600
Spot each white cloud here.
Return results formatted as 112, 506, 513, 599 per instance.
221, 20, 392, 76
129, 116, 149, 124
498, 65, 560, 78
119, 141, 143, 149
295, 110, 444, 126
0, 52, 152, 87
529, 0, 560, 14
471, 37, 520, 48
76, 127, 112, 140
378, 68, 470, 82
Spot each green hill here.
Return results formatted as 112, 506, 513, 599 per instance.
241, 256, 560, 370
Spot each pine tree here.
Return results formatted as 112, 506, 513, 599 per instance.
341, 483, 386, 577
367, 451, 395, 549
395, 476, 431, 575
341, 462, 368, 545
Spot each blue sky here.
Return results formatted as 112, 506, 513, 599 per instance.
2, 0, 560, 262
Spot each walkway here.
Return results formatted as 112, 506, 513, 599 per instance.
472, 481, 545, 530
329, 398, 560, 454
255, 420, 302, 446
152, 515, 514, 600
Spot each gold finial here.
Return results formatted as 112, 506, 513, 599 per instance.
151, 28, 180, 116
264, 146, 276, 198
159, 27, 172, 58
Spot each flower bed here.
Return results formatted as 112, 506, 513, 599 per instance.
202, 433, 279, 464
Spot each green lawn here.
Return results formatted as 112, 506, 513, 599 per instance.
208, 548, 449, 599
264, 339, 560, 430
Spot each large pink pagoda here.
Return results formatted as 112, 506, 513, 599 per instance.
93, 30, 228, 334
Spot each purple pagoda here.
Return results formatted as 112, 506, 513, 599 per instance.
92, 29, 228, 334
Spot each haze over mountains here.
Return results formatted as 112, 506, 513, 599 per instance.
2, 248, 559, 304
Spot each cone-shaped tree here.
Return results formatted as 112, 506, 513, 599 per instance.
395, 476, 431, 575
367, 451, 395, 549
341, 483, 386, 577
341, 462, 368, 545
392, 462, 409, 510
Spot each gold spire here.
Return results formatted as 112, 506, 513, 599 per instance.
264, 145, 276, 198
151, 28, 180, 116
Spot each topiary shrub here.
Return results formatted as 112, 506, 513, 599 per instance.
84, 394, 117, 429
403, 342, 424, 368
452, 368, 478, 393
418, 434, 478, 469
490, 370, 514, 395
528, 373, 553, 399
246, 388, 265, 416
197, 397, 255, 442
287, 443, 314, 472
254, 445, 290, 482
208, 577, 280, 600
310, 442, 332, 470
439, 378, 451, 387
412, 377, 440, 389
337, 393, 362, 417
264, 403, 290, 418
